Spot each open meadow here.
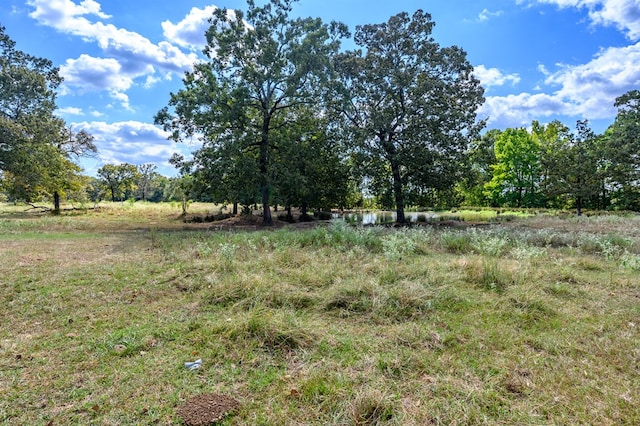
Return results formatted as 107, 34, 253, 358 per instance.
1, 203, 639, 425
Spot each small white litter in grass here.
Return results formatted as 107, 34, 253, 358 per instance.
184, 359, 202, 370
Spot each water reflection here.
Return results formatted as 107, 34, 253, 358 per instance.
333, 211, 440, 225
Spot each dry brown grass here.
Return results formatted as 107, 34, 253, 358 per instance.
1, 203, 638, 424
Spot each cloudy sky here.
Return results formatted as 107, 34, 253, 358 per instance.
1, 0, 639, 176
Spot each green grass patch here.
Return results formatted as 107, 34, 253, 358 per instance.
1, 204, 639, 424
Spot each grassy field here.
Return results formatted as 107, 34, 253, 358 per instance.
1, 202, 639, 425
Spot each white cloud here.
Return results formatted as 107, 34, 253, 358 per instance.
57, 106, 84, 116
72, 120, 186, 174
481, 41, 640, 128
26, 0, 199, 103
27, 0, 198, 70
474, 65, 521, 88
537, 63, 551, 77
546, 41, 640, 116
59, 54, 140, 110
60, 55, 132, 93
531, 0, 640, 40
480, 92, 568, 128
162, 6, 218, 51
143, 75, 162, 89
110, 92, 133, 112
478, 9, 504, 22
161, 6, 248, 51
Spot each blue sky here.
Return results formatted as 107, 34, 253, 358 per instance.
1, 0, 639, 176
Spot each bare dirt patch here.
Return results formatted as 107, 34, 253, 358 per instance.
176, 393, 240, 426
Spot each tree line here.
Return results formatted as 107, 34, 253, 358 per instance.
462, 103, 640, 215
2, 0, 639, 221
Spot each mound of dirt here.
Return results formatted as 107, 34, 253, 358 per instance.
176, 393, 240, 426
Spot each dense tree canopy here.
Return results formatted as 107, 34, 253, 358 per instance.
155, 0, 349, 225
97, 163, 139, 202
0, 26, 95, 210
484, 128, 543, 208
335, 10, 485, 223
603, 90, 640, 210
1, 7, 639, 216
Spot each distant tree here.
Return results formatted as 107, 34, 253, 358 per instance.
532, 120, 572, 208
177, 140, 262, 213
603, 90, 640, 210
484, 127, 544, 207
459, 129, 500, 206
0, 27, 95, 212
335, 11, 484, 222
155, 0, 349, 225
86, 177, 105, 205
50, 127, 97, 212
0, 26, 60, 170
135, 163, 160, 202
162, 173, 194, 214
544, 120, 602, 215
97, 163, 139, 202
147, 174, 170, 203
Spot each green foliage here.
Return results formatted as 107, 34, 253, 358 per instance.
459, 130, 499, 206
471, 233, 509, 257
135, 163, 167, 202
270, 107, 352, 215
544, 120, 603, 215
156, 0, 349, 225
218, 242, 239, 270
603, 90, 640, 210
619, 250, 640, 271
484, 128, 544, 208
465, 257, 513, 293
336, 10, 485, 222
96, 163, 140, 202
439, 230, 473, 253
381, 229, 417, 260
0, 28, 95, 209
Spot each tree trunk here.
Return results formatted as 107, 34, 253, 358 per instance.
301, 202, 311, 222
53, 191, 61, 214
261, 186, 272, 225
390, 157, 405, 224
600, 180, 607, 210
383, 134, 406, 224
233, 202, 238, 215
259, 119, 273, 226
517, 187, 523, 208
576, 196, 583, 216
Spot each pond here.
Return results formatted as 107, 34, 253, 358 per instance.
333, 211, 441, 225
332, 209, 515, 224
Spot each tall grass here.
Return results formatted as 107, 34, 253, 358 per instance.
1, 205, 638, 424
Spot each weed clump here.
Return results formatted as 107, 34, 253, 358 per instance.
240, 309, 313, 353
325, 283, 378, 316
464, 258, 515, 293
347, 389, 398, 425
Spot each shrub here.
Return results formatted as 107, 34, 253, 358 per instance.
381, 230, 417, 260
439, 230, 473, 253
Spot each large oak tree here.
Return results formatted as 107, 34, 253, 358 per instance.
335, 11, 484, 223
155, 0, 348, 225
1, 26, 95, 211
